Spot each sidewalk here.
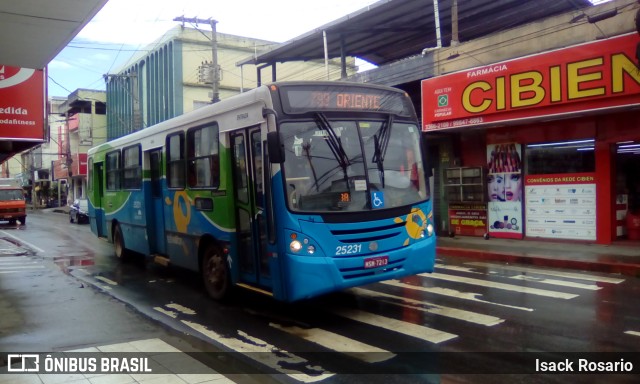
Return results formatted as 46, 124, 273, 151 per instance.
437, 235, 640, 277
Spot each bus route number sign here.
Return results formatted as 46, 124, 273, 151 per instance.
364, 256, 388, 269
311, 91, 382, 110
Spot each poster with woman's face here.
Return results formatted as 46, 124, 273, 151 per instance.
487, 143, 522, 202
487, 143, 523, 239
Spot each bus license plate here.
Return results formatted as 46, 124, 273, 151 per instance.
364, 256, 388, 269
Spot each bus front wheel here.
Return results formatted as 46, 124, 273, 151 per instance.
201, 244, 229, 300
113, 224, 129, 259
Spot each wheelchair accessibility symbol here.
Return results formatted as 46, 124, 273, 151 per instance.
371, 192, 385, 209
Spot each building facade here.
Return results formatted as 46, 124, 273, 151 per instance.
419, 3, 640, 245
51, 89, 107, 203
106, 26, 356, 140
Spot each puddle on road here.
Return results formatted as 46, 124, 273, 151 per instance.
53, 254, 95, 274
0, 235, 96, 274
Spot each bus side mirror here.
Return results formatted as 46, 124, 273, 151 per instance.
267, 131, 285, 164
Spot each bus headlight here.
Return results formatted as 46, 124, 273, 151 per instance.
307, 245, 316, 254
290, 240, 302, 253
427, 223, 434, 237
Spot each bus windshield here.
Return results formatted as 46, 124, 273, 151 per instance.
281, 117, 428, 212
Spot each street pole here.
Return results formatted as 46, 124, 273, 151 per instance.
174, 16, 220, 103
210, 19, 220, 103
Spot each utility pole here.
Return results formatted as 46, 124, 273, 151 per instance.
210, 19, 220, 103
174, 16, 220, 103
451, 0, 459, 46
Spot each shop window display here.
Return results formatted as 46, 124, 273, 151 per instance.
525, 139, 595, 175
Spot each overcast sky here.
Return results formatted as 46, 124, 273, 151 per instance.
47, 0, 611, 97
47, 0, 379, 97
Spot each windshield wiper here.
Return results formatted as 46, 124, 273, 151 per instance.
314, 113, 351, 173
371, 115, 394, 188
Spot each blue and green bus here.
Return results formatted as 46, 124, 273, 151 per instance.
87, 81, 435, 302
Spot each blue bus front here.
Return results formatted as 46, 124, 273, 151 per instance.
269, 84, 436, 301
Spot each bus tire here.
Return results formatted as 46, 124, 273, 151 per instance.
201, 244, 229, 300
113, 224, 129, 260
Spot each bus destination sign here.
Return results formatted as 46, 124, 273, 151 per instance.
280, 86, 413, 116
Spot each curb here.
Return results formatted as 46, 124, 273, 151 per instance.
436, 246, 640, 277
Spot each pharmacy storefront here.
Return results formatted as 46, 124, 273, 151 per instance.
422, 32, 640, 244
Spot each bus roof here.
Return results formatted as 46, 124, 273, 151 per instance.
89, 81, 410, 157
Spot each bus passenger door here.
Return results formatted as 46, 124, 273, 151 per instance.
93, 162, 106, 237
147, 149, 166, 255
231, 128, 271, 289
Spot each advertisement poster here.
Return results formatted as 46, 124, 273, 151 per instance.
525, 173, 596, 241
448, 203, 487, 237
0, 65, 46, 141
487, 143, 523, 239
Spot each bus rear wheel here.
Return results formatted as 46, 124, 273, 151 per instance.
113, 224, 129, 259
201, 244, 229, 300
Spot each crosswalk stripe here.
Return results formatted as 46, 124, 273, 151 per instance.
381, 280, 534, 311
0, 256, 32, 262
510, 275, 601, 290
0, 261, 39, 266
465, 262, 625, 284
435, 263, 483, 274
270, 323, 396, 363
0, 255, 45, 274
181, 320, 334, 382
332, 308, 457, 344
351, 287, 504, 326
419, 273, 578, 299
0, 265, 44, 270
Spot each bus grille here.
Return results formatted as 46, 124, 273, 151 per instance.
329, 221, 405, 244
329, 221, 407, 280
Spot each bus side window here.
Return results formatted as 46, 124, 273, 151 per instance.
167, 133, 185, 188
187, 124, 220, 189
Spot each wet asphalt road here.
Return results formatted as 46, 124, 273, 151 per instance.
1, 210, 639, 384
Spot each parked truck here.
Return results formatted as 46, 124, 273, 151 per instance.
0, 178, 27, 225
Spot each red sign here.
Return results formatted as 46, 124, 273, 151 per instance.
72, 153, 88, 176
0, 65, 46, 140
448, 203, 487, 237
422, 33, 640, 131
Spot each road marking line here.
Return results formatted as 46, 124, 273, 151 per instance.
510, 275, 601, 290
419, 273, 578, 299
624, 330, 640, 337
351, 287, 504, 326
165, 303, 196, 315
181, 320, 334, 383
381, 280, 534, 311
95, 276, 118, 285
270, 323, 395, 363
332, 308, 457, 344
435, 263, 483, 274
0, 230, 45, 253
153, 307, 178, 318
465, 262, 625, 284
